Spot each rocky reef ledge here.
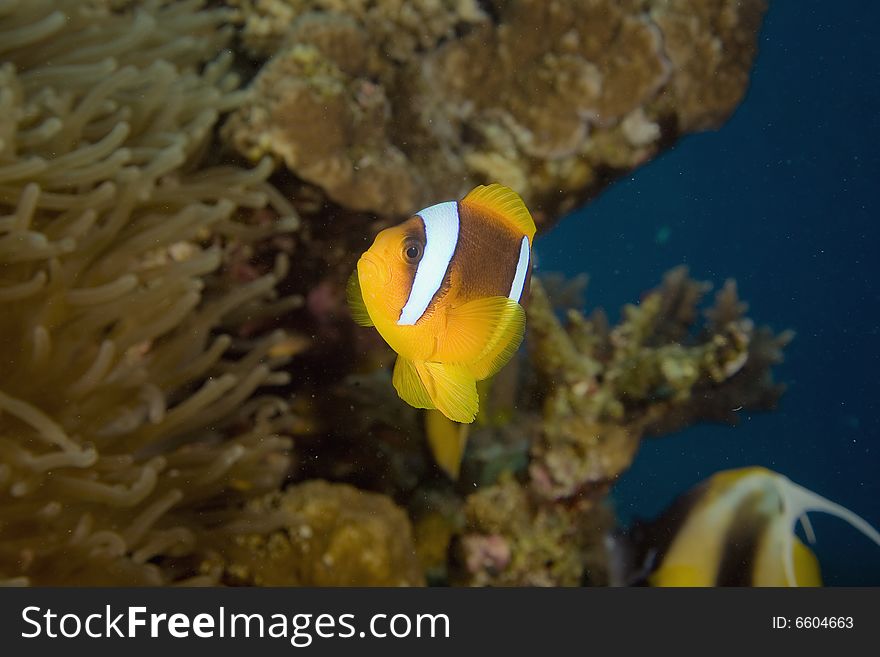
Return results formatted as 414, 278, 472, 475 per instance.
225, 0, 766, 226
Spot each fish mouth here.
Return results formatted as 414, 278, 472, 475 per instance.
359, 253, 389, 284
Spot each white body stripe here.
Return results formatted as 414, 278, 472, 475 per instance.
398, 201, 460, 325
508, 236, 530, 302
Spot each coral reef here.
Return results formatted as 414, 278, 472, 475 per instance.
0, 1, 787, 588
303, 266, 789, 587
224, 0, 766, 223
0, 0, 301, 585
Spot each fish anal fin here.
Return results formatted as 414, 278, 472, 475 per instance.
425, 409, 470, 479
462, 183, 536, 240
346, 270, 373, 327
415, 361, 478, 424
392, 356, 434, 410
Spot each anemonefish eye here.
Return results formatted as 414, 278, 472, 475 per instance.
403, 240, 422, 262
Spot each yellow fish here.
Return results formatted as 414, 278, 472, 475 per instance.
348, 184, 536, 424
643, 467, 880, 587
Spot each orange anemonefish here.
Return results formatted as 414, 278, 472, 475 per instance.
632, 467, 880, 587
347, 184, 536, 424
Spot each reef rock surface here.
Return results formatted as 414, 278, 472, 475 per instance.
214, 481, 425, 586
225, 0, 766, 225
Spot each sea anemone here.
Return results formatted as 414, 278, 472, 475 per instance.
0, 0, 300, 585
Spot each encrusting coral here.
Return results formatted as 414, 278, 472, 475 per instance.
224, 0, 766, 223
210, 480, 425, 586
0, 0, 305, 585
453, 474, 612, 587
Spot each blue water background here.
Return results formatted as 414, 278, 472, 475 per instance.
536, 0, 880, 584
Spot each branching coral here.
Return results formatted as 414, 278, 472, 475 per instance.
0, 0, 302, 585
526, 267, 792, 501
224, 0, 766, 222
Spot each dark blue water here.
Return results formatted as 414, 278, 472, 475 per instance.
536, 0, 880, 585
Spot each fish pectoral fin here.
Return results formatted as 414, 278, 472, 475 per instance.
443, 296, 525, 375
424, 409, 470, 480
468, 299, 526, 380
462, 184, 536, 241
392, 356, 434, 410
346, 270, 374, 327
414, 361, 478, 424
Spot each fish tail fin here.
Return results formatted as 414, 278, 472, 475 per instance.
413, 360, 479, 424
425, 409, 470, 479
777, 473, 880, 586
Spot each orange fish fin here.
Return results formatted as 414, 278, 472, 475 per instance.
414, 361, 478, 424
442, 295, 520, 366
346, 270, 374, 327
467, 300, 526, 380
393, 356, 434, 410
424, 409, 470, 479
462, 183, 536, 241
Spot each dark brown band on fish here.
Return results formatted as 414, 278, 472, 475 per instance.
632, 479, 711, 581
450, 200, 528, 304
715, 491, 769, 586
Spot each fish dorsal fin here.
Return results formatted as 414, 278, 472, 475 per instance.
462, 184, 536, 241
346, 270, 373, 327
776, 473, 880, 586
424, 409, 470, 479
393, 356, 434, 410
414, 361, 478, 424
441, 296, 525, 378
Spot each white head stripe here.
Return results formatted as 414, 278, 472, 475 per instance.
508, 236, 531, 302
398, 201, 460, 325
